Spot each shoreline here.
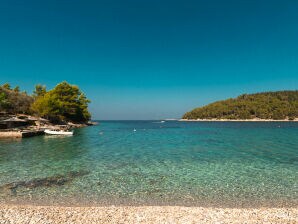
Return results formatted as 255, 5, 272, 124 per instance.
0, 114, 97, 138
0, 204, 297, 223
179, 118, 298, 122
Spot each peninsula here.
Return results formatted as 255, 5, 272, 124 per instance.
182, 90, 298, 121
0, 82, 92, 138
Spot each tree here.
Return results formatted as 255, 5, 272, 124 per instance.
2, 83, 11, 90
13, 86, 20, 92
0, 91, 8, 111
31, 81, 91, 122
0, 86, 33, 114
33, 84, 46, 98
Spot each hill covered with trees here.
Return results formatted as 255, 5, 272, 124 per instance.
183, 91, 298, 120
0, 82, 91, 123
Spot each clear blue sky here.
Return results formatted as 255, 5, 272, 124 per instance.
0, 0, 297, 119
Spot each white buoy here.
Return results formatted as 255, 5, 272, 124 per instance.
133, 129, 136, 132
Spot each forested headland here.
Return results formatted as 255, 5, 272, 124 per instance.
183, 91, 298, 120
0, 81, 91, 123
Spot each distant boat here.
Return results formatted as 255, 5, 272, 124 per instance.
152, 120, 166, 123
44, 129, 74, 136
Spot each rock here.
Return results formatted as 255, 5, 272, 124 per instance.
0, 170, 90, 194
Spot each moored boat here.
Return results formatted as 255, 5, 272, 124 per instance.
44, 129, 74, 135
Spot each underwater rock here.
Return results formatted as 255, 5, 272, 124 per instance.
1, 170, 90, 194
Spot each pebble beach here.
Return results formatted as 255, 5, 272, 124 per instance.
0, 205, 298, 224
0, 205, 297, 223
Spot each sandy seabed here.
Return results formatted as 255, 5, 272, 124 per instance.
0, 205, 297, 224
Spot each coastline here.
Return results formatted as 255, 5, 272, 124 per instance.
0, 204, 297, 223
0, 114, 97, 138
179, 118, 298, 122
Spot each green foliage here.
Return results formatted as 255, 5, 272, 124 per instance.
2, 83, 11, 90
0, 81, 91, 123
0, 92, 8, 109
183, 91, 298, 120
33, 84, 46, 98
0, 85, 33, 114
31, 81, 91, 122
13, 86, 20, 92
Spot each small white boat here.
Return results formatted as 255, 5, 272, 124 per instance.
152, 120, 166, 123
44, 129, 74, 136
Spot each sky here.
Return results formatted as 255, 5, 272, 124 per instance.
0, 0, 297, 120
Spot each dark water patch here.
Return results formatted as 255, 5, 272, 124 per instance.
1, 170, 90, 195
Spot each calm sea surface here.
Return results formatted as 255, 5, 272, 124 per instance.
0, 121, 297, 207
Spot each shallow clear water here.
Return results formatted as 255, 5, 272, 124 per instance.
0, 121, 297, 207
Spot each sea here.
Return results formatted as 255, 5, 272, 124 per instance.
0, 121, 297, 207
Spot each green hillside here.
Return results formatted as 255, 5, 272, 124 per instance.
183, 91, 298, 120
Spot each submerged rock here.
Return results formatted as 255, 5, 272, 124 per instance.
1, 170, 90, 194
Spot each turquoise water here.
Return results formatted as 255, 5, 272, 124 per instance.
0, 121, 297, 207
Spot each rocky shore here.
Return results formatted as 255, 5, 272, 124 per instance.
0, 205, 297, 223
0, 114, 96, 138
